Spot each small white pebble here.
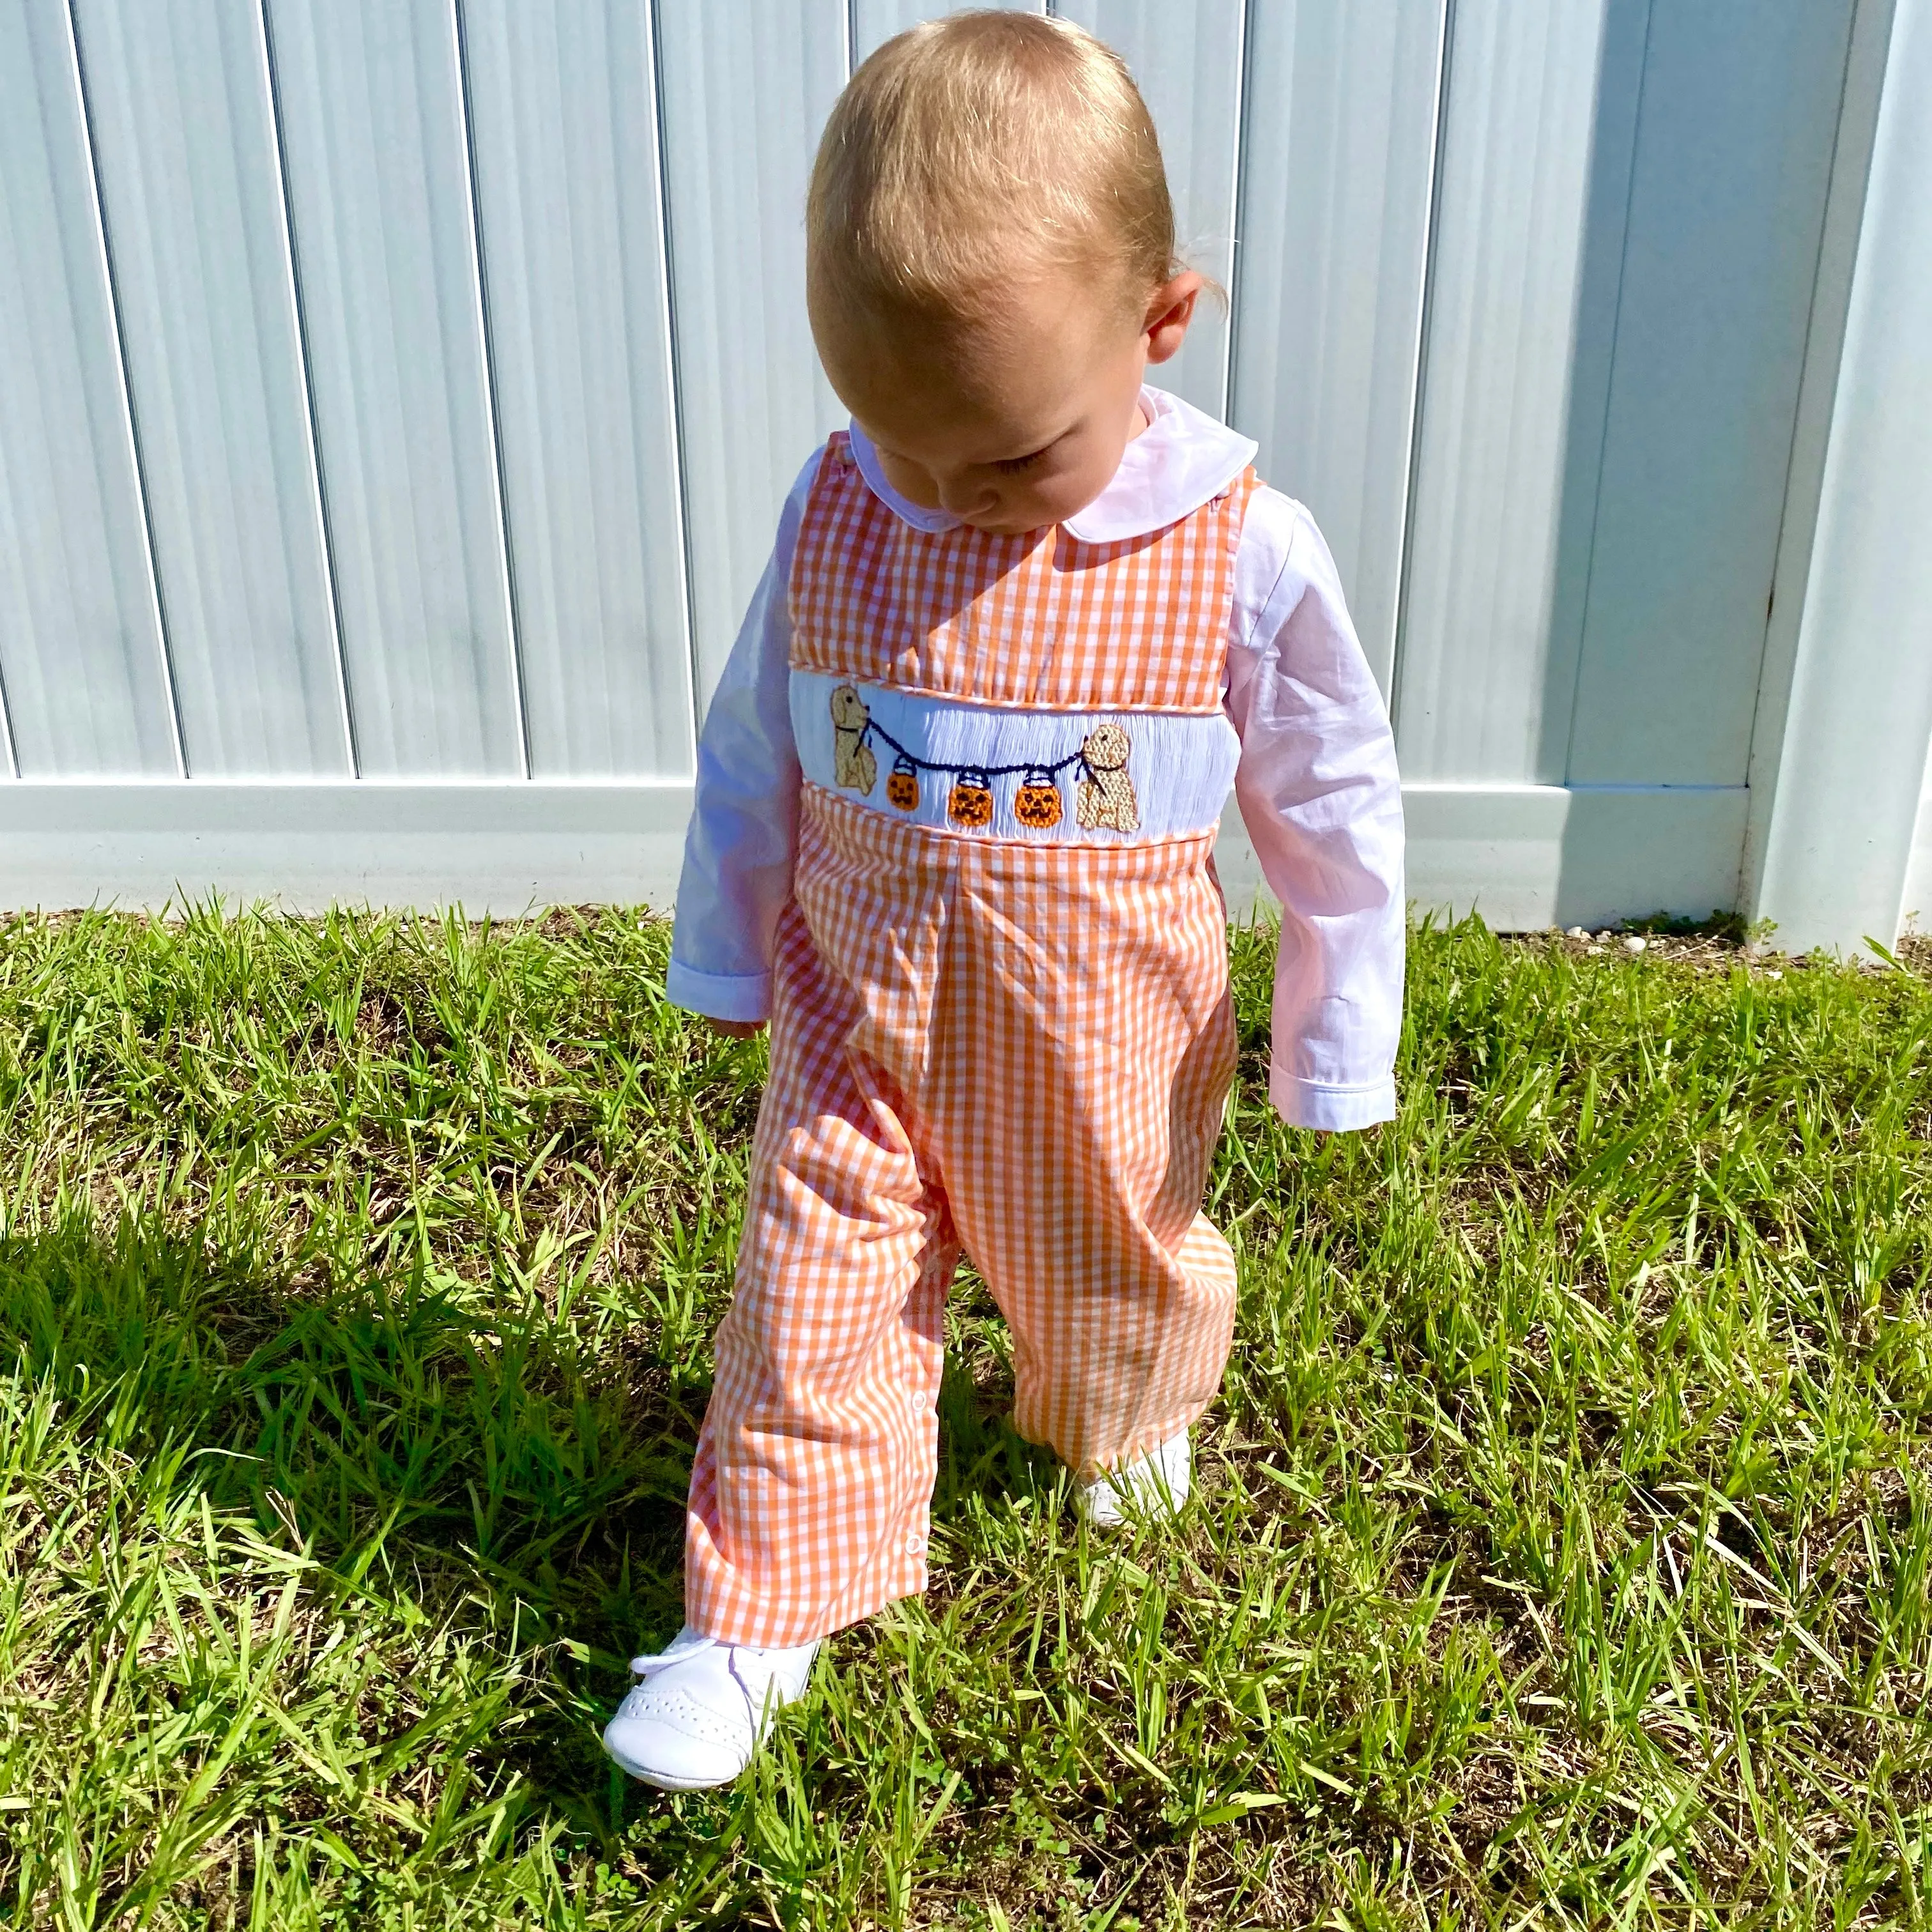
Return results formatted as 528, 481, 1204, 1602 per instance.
1597, 931, 1615, 943
1566, 926, 1589, 940
1767, 969, 1784, 979
1588, 944, 1605, 955
1622, 935, 1647, 953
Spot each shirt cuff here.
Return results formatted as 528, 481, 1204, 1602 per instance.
1269, 1070, 1397, 1132
665, 958, 772, 1023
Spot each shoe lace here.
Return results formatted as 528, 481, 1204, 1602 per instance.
627, 1633, 716, 1679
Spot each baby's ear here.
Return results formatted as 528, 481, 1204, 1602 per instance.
1144, 272, 1204, 365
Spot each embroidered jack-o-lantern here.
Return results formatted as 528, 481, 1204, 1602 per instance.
1013, 768, 1062, 829
886, 754, 920, 811
947, 767, 995, 829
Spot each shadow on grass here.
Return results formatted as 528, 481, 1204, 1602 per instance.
0, 1208, 1055, 1827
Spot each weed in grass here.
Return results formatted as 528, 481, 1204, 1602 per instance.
0, 905, 1928, 1928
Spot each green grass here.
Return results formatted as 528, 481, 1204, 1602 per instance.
0, 907, 1928, 1930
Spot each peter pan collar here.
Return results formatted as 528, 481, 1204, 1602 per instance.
846, 385, 1258, 542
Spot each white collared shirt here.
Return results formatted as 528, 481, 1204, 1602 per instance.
667, 385, 1406, 1131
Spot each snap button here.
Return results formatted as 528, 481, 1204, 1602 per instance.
905, 1532, 926, 1556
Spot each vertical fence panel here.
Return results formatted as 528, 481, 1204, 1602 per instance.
1566, 0, 1856, 786
1229, 0, 1446, 695
463, 0, 693, 779
1744, 0, 1932, 952
656, 1, 848, 703
1057, 1, 1244, 420
72, 0, 349, 778
0, 0, 178, 776
266, 0, 522, 776
1392, 0, 1631, 782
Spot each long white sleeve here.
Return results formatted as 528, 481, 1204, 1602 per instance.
1226, 487, 1406, 1131
664, 451, 822, 1022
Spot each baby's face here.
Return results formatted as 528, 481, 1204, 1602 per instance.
814, 269, 1199, 535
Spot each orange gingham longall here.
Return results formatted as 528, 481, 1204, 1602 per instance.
686, 436, 1260, 1646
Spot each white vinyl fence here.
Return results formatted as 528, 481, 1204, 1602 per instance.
2, 0, 1929, 949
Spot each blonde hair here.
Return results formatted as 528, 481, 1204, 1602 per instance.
807, 12, 1178, 330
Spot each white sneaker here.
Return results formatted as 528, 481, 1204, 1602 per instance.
1075, 1430, 1192, 1526
602, 1625, 820, 1790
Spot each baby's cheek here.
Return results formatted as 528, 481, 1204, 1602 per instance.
1032, 459, 1113, 526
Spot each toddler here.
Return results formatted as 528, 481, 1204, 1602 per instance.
604, 12, 1404, 1790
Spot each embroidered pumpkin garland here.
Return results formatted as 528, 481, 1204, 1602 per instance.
827, 686, 1137, 834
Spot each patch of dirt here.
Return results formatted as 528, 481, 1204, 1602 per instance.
1514, 915, 1930, 979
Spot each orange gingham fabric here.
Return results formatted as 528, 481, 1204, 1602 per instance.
684, 441, 1256, 1648
790, 433, 1250, 711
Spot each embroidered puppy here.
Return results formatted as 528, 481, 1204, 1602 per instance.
829, 684, 877, 794
1075, 721, 1138, 832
